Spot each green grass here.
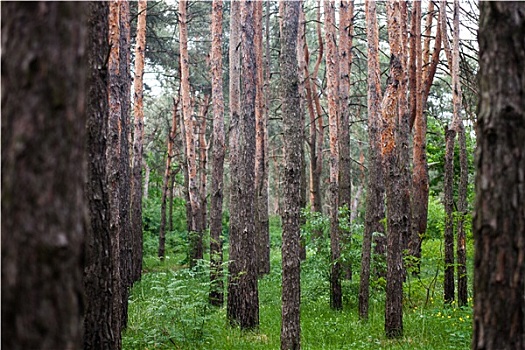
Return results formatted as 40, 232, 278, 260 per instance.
123, 217, 473, 349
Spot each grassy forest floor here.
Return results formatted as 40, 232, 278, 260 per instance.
123, 216, 473, 349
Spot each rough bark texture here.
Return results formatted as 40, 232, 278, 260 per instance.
84, 3, 115, 349
118, 0, 132, 329
254, 0, 270, 277
227, 0, 260, 330
440, 0, 456, 305
209, 0, 225, 307
107, 2, 123, 345
451, 0, 467, 308
280, 1, 302, 348
131, 0, 148, 283
198, 97, 209, 231
443, 124, 456, 304
325, 0, 342, 311
1, 3, 87, 349
180, 0, 203, 267
473, 3, 525, 349
408, 0, 425, 271
339, 0, 354, 280
158, 101, 178, 259
411, 2, 441, 272
359, 0, 385, 320
227, 0, 241, 321
307, 2, 325, 214
383, 0, 408, 338
297, 4, 308, 262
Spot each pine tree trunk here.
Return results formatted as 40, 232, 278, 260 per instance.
338, 0, 354, 280
107, 2, 124, 345
297, 4, 308, 262
383, 0, 409, 338
254, 0, 271, 277
158, 101, 178, 259
227, 0, 260, 330
324, 0, 342, 311
227, 0, 241, 316
359, 0, 385, 320
179, 0, 204, 267
143, 161, 150, 200
118, 0, 132, 329
1, 4, 87, 349
440, 0, 456, 305
84, 3, 116, 348
209, 0, 226, 307
451, 0, 468, 308
280, 1, 302, 347
198, 97, 210, 231
474, 3, 525, 348
131, 0, 148, 283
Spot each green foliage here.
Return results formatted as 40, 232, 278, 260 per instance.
125, 209, 474, 349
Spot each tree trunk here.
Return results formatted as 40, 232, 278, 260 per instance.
84, 3, 116, 348
324, 0, 342, 311
118, 0, 132, 329
209, 0, 226, 307
107, 2, 124, 344
179, 0, 204, 268
306, 2, 325, 214
168, 167, 176, 232
443, 124, 456, 304
359, 0, 385, 320
1, 3, 87, 349
280, 1, 302, 347
338, 0, 354, 280
383, 0, 409, 338
297, 4, 308, 262
440, 0, 456, 305
473, 3, 525, 349
143, 160, 151, 200
198, 96, 210, 232
451, 0, 468, 308
158, 100, 178, 259
227, 0, 241, 317
227, 0, 260, 330
131, 0, 148, 283
254, 0, 271, 277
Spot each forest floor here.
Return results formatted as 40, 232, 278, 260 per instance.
123, 216, 473, 349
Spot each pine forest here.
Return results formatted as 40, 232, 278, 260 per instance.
2, 1, 524, 350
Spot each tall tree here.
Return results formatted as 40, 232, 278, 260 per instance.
227, 0, 260, 329
410, 0, 442, 271
338, 0, 354, 279
1, 3, 87, 348
451, 0, 468, 308
84, 2, 116, 348
280, 0, 302, 347
107, 2, 123, 344
306, 2, 325, 214
227, 0, 242, 319
473, 2, 525, 349
180, 0, 204, 267
359, 0, 384, 320
383, 0, 410, 338
324, 0, 342, 311
131, 0, 148, 283
255, 0, 271, 277
158, 99, 179, 259
118, 0, 132, 328
209, 0, 226, 307
440, 0, 456, 304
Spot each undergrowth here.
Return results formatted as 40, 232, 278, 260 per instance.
124, 206, 473, 349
